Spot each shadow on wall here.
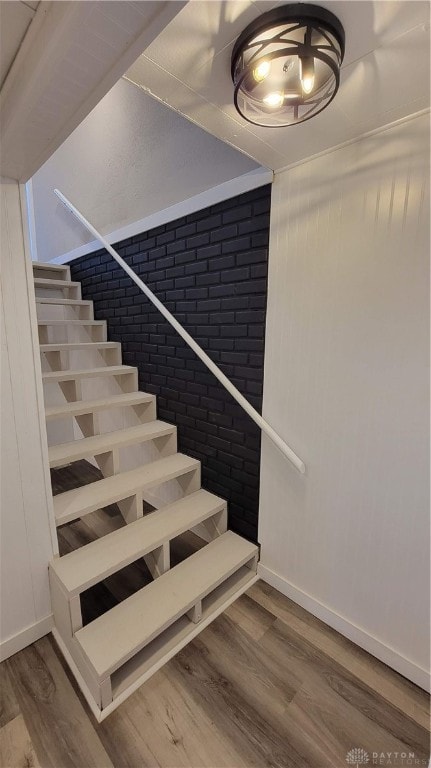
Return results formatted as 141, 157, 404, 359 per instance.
71, 185, 272, 542
279, 118, 429, 227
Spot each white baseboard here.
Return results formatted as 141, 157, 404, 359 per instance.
257, 564, 430, 693
49, 168, 273, 265
0, 614, 53, 662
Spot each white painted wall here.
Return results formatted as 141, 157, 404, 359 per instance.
0, 177, 56, 660
31, 77, 260, 262
259, 113, 430, 690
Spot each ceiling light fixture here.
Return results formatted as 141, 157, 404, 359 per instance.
231, 3, 345, 127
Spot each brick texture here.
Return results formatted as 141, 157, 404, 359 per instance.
70, 185, 271, 541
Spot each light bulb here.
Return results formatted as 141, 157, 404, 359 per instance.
253, 60, 270, 82
263, 91, 284, 108
301, 75, 315, 94
300, 56, 315, 94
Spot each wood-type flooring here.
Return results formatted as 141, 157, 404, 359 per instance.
1, 461, 429, 767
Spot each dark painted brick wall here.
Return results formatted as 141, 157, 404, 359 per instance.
70, 184, 271, 541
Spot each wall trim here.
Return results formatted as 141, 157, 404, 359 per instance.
275, 108, 430, 176
0, 614, 53, 662
24, 178, 38, 262
49, 168, 273, 265
257, 563, 430, 692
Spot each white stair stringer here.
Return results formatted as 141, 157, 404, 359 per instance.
32, 262, 259, 720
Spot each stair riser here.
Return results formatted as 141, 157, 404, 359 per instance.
44, 383, 139, 425
35, 285, 81, 300
38, 324, 107, 344
42, 369, 138, 396
33, 266, 71, 281
46, 406, 158, 457
36, 304, 93, 322
44, 376, 139, 414
40, 342, 120, 352
45, 397, 157, 424
41, 347, 122, 371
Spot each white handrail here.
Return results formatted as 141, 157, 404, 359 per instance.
54, 188, 305, 474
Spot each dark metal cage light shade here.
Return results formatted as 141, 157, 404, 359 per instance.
231, 3, 345, 128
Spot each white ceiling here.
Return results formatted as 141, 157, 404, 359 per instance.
0, 1, 39, 88
125, 0, 431, 171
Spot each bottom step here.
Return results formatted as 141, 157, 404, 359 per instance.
53, 568, 258, 722
111, 564, 257, 700
53, 532, 258, 721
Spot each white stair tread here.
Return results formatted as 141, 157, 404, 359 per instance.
33, 262, 69, 272
42, 365, 136, 382
76, 531, 257, 678
45, 392, 153, 420
38, 319, 105, 326
54, 453, 199, 525
109, 567, 257, 702
50, 489, 226, 596
49, 421, 175, 467
40, 342, 119, 352
36, 297, 91, 306
34, 278, 80, 289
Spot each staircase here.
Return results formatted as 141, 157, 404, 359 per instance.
34, 261, 259, 720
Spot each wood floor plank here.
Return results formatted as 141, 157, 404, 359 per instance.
97, 665, 249, 768
6, 637, 113, 768
168, 629, 324, 768
170, 608, 386, 768
248, 580, 430, 729
0, 664, 20, 729
0, 714, 41, 768
59, 507, 125, 549
223, 590, 277, 641
259, 617, 430, 761
193, 610, 301, 716
287, 673, 427, 766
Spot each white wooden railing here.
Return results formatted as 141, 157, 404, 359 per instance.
54, 188, 305, 474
